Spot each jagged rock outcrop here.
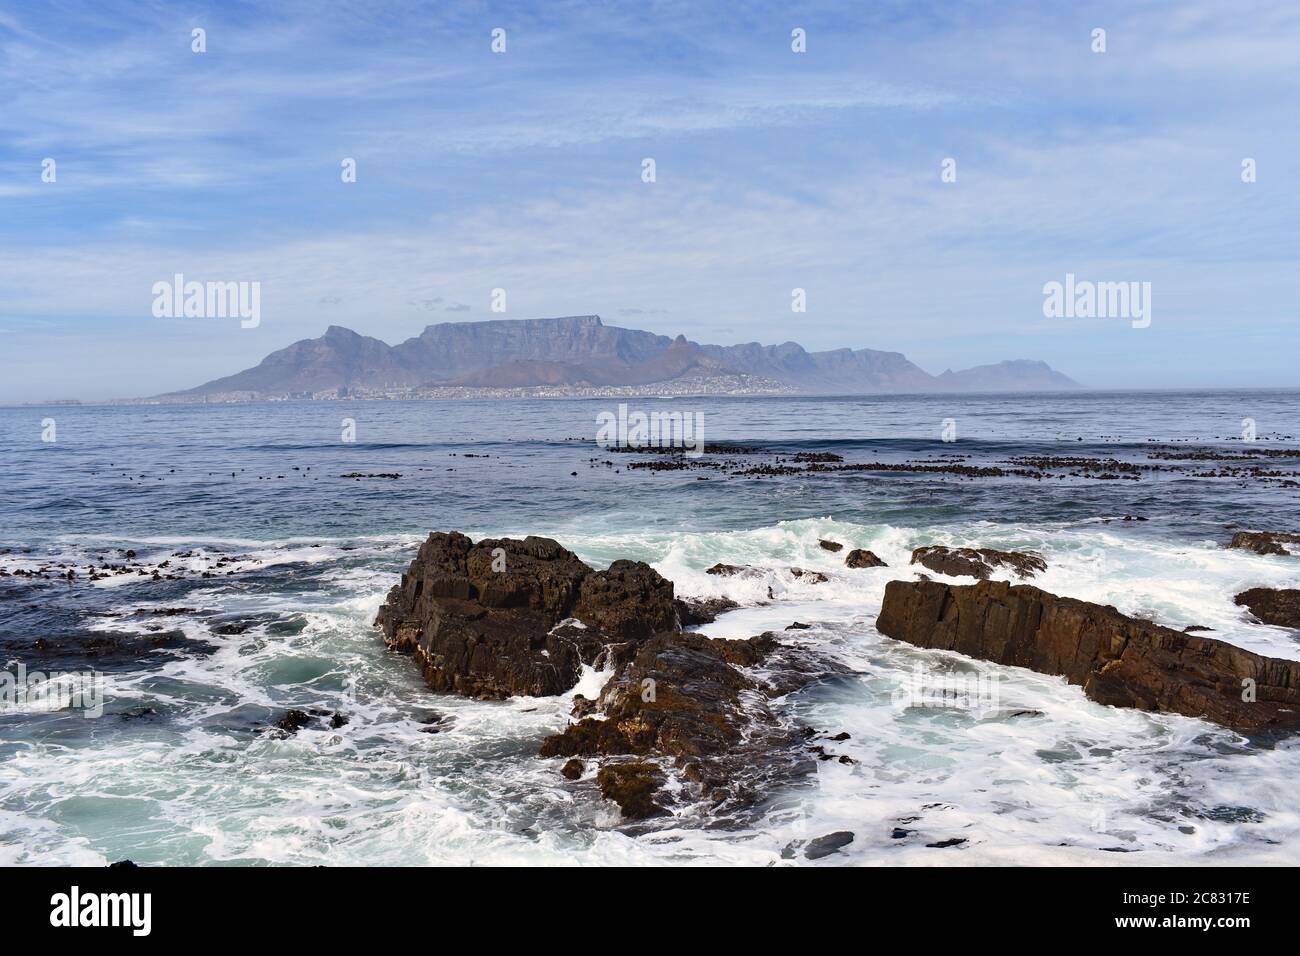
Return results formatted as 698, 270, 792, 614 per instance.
876, 578, 1300, 735
676, 596, 741, 626
539, 630, 813, 817
845, 549, 887, 568
571, 560, 679, 639
910, 545, 1046, 579
539, 632, 779, 761
374, 532, 670, 699
1235, 588, 1300, 628
1230, 531, 1300, 556
377, 532, 820, 819
596, 762, 667, 818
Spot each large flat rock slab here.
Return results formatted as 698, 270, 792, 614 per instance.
876, 578, 1300, 735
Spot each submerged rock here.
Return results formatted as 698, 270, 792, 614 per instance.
818, 539, 843, 553
845, 549, 887, 569
804, 830, 855, 860
1235, 588, 1300, 629
272, 708, 347, 735
1229, 531, 1300, 556
910, 545, 1046, 579
877, 578, 1300, 735
789, 567, 828, 583
705, 563, 760, 578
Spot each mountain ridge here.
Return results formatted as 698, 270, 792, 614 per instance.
161, 315, 1083, 399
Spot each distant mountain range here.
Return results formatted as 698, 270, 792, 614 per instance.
159, 315, 1081, 400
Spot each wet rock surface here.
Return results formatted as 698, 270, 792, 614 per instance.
1230, 531, 1300, 556
845, 548, 887, 568
1235, 588, 1300, 629
784, 829, 856, 860
804, 830, 855, 859
375, 532, 669, 699
877, 578, 1300, 735
676, 596, 741, 626
378, 532, 825, 821
571, 559, 679, 639
271, 708, 349, 736
540, 628, 835, 816
910, 545, 1046, 579
596, 761, 668, 818
586, 441, 1300, 488
705, 562, 760, 578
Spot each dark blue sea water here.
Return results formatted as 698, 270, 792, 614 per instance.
4, 390, 1299, 540
1, 391, 1299, 865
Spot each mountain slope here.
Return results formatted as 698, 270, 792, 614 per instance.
936, 360, 1082, 392
180, 325, 423, 396
693, 340, 937, 391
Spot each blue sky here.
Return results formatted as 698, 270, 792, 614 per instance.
1, 0, 1298, 401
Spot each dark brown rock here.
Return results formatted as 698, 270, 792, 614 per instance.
910, 545, 1046, 579
539, 631, 778, 760
539, 629, 813, 813
845, 549, 887, 569
706, 563, 759, 577
572, 560, 678, 639
1235, 588, 1300, 628
1230, 531, 1300, 556
274, 709, 312, 734
818, 539, 843, 553
596, 761, 667, 818
377, 532, 821, 820
271, 708, 346, 735
561, 758, 584, 780
675, 596, 741, 626
375, 532, 612, 699
876, 578, 1300, 735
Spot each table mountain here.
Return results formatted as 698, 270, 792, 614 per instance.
160, 315, 1081, 399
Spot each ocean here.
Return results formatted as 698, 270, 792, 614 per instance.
2, 390, 1299, 865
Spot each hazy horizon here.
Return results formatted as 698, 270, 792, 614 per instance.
3, 0, 1299, 402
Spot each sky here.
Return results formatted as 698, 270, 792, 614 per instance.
1, 0, 1298, 401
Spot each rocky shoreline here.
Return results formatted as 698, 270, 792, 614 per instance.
374, 526, 1300, 824
374, 531, 837, 819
